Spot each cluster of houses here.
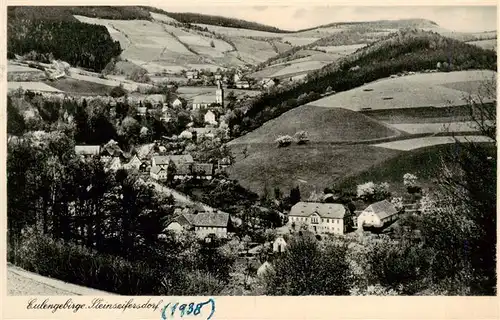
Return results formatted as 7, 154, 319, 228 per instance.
75, 139, 231, 181
287, 199, 402, 235
149, 154, 218, 181
186, 67, 251, 89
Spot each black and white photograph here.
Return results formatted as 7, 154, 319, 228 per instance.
6, 4, 497, 297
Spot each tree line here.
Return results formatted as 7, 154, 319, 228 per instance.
7, 91, 191, 149
146, 6, 293, 33
8, 8, 122, 71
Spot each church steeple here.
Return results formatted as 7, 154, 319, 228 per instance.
215, 80, 224, 105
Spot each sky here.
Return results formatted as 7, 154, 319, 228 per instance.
159, 6, 497, 32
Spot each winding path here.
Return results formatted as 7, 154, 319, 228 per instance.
7, 264, 114, 296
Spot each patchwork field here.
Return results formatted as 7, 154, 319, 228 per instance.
8, 81, 61, 92
229, 106, 401, 145
308, 70, 497, 111
270, 60, 330, 78
467, 39, 497, 51
314, 44, 366, 54
42, 78, 115, 96
360, 104, 495, 124
8, 64, 43, 73
372, 135, 494, 151
69, 72, 151, 92
390, 121, 494, 134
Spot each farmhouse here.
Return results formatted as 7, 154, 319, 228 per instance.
192, 95, 217, 110
357, 200, 399, 229
163, 210, 230, 239
204, 110, 218, 125
105, 156, 123, 172
171, 97, 182, 108
235, 80, 250, 89
75, 145, 100, 158
260, 78, 276, 89
124, 154, 143, 171
192, 127, 216, 141
152, 154, 194, 169
186, 71, 199, 79
288, 202, 348, 235
191, 81, 224, 110
179, 130, 194, 140
150, 166, 169, 181
100, 140, 124, 163
273, 236, 287, 253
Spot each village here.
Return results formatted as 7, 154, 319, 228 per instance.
6, 5, 496, 298
8, 51, 443, 289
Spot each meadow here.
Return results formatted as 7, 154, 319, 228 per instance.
308, 70, 497, 111
42, 78, 115, 96
229, 106, 400, 145
337, 143, 496, 193
372, 135, 494, 151
228, 143, 402, 196
8, 82, 62, 93
390, 121, 494, 134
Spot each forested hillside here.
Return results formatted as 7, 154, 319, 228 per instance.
8, 7, 123, 71
7, 6, 151, 21
229, 29, 497, 137
297, 18, 439, 32
146, 6, 292, 33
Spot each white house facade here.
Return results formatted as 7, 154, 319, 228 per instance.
288, 202, 348, 235
357, 200, 399, 229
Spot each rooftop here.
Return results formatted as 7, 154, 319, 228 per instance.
153, 154, 194, 166
365, 200, 398, 220
289, 202, 346, 219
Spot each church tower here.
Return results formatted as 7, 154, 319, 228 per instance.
215, 80, 224, 105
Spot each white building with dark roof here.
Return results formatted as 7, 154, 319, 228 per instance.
357, 200, 399, 229
163, 210, 230, 238
75, 145, 101, 158
288, 202, 348, 235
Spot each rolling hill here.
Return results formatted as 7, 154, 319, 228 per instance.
228, 106, 401, 145
232, 29, 497, 138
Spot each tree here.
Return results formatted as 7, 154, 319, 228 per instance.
294, 131, 309, 145
210, 40, 215, 48
403, 173, 421, 194
289, 186, 301, 206
275, 135, 293, 148
110, 85, 127, 98
7, 96, 26, 135
264, 236, 351, 295
356, 182, 390, 202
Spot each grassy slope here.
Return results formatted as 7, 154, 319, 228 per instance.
43, 78, 115, 96
228, 143, 401, 196
229, 106, 401, 144
336, 143, 496, 194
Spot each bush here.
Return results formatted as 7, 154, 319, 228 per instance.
356, 181, 390, 202
275, 135, 293, 148
12, 231, 162, 295
127, 67, 151, 83
263, 236, 351, 295
110, 85, 127, 98
294, 130, 309, 145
